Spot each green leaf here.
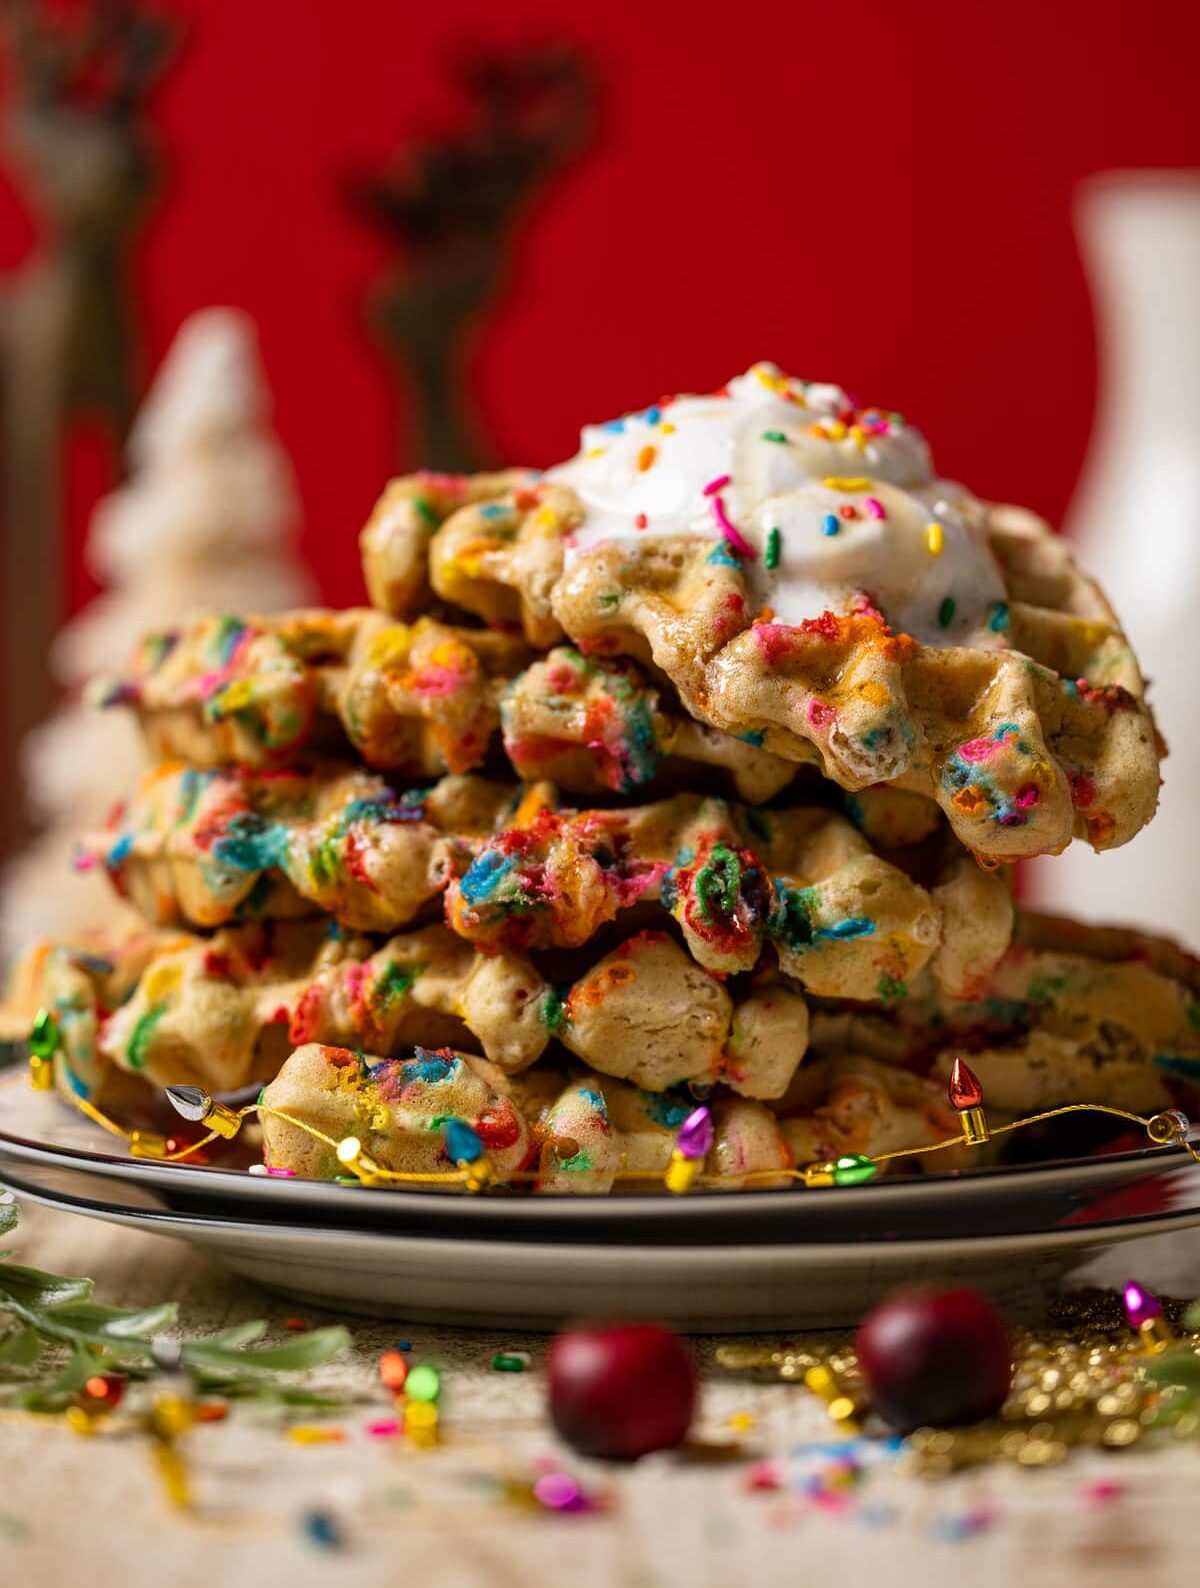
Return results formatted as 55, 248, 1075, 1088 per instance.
198, 1321, 269, 1349
0, 1327, 41, 1366
183, 1326, 350, 1376
1145, 1350, 1200, 1391
1183, 1300, 1200, 1333
0, 1265, 93, 1311
0, 1201, 16, 1238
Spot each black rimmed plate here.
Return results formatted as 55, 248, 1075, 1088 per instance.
2, 1074, 1198, 1329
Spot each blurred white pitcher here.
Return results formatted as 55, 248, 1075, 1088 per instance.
1033, 173, 1200, 948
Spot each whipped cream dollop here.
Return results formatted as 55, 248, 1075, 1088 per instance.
548, 362, 1009, 649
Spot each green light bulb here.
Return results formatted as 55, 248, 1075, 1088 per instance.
28, 1009, 60, 1061
832, 1154, 877, 1187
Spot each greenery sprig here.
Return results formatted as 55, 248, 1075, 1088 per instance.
1145, 1302, 1200, 1433
0, 1198, 350, 1413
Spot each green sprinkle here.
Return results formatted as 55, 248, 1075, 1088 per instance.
490, 1352, 529, 1373
540, 988, 565, 1031
877, 975, 907, 1003
761, 430, 789, 444
405, 1365, 440, 1402
126, 1003, 168, 1070
937, 595, 956, 629
413, 496, 438, 527
598, 592, 621, 608
765, 527, 781, 571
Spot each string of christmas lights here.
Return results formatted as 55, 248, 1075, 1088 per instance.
23, 1009, 1200, 1194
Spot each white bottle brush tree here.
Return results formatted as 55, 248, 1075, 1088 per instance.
1, 307, 312, 958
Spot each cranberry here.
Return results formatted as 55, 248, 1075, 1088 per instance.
546, 1322, 696, 1460
855, 1286, 1012, 1433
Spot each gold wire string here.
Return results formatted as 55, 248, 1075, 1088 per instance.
42, 1066, 1200, 1188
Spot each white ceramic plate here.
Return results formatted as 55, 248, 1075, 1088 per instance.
2, 1072, 1199, 1329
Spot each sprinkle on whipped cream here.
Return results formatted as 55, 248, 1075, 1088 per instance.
547, 361, 1010, 649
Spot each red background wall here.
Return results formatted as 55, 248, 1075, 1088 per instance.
2, 0, 1198, 617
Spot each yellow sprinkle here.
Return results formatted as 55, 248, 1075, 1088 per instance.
636, 444, 657, 472
661, 422, 677, 434
726, 1411, 756, 1432
288, 1425, 346, 1445
586, 447, 605, 458
822, 476, 871, 492
926, 521, 945, 556
826, 421, 848, 441
533, 507, 559, 530
405, 1401, 438, 1431
848, 424, 867, 451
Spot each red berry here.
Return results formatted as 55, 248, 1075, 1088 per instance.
855, 1287, 1012, 1433
546, 1322, 696, 1461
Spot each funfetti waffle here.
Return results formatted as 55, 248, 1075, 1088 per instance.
93, 609, 532, 776
365, 364, 1160, 864
82, 762, 521, 932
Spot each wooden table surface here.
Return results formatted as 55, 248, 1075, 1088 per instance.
2, 1201, 1199, 1588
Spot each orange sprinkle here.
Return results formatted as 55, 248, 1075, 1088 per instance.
636, 445, 657, 472
380, 1349, 409, 1391
192, 1402, 228, 1424
952, 785, 986, 815
285, 1318, 308, 1332
753, 606, 775, 624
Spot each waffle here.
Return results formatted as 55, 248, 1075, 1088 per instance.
369, 365, 1161, 863
93, 609, 532, 777
257, 1047, 979, 1192
500, 646, 799, 800
259, 1044, 793, 1192
446, 788, 1013, 1000
83, 762, 521, 933
360, 469, 541, 617
805, 909, 1200, 1115
13, 917, 818, 1099
260, 1042, 532, 1188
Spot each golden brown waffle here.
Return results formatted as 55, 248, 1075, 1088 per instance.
360, 469, 541, 617
499, 645, 799, 800
93, 609, 531, 777
95, 608, 802, 802
367, 471, 1160, 862
259, 1045, 794, 1193
805, 909, 1200, 1115
82, 762, 521, 933
16, 919, 816, 1098
445, 785, 1012, 1000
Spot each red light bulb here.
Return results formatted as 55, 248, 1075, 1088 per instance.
948, 1057, 984, 1112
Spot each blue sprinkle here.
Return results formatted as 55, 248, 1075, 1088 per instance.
445, 1118, 484, 1163
395, 1340, 412, 1351
458, 848, 518, 903
601, 418, 626, 434
302, 1511, 341, 1549
822, 513, 840, 537
479, 502, 510, 520
644, 406, 662, 425
988, 600, 1010, 633
405, 1048, 458, 1084
706, 540, 743, 568
737, 729, 766, 747
814, 916, 874, 942
1153, 1054, 1200, 1081
107, 833, 134, 867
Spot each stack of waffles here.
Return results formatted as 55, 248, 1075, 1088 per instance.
6, 363, 1198, 1192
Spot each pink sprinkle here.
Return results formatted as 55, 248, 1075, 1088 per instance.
266, 1165, 297, 1178
745, 1460, 783, 1492
1014, 783, 1040, 809
533, 1472, 588, 1512
956, 737, 995, 764
366, 1418, 400, 1438
807, 699, 835, 729
864, 497, 886, 519
1082, 1479, 1125, 1508
72, 849, 97, 873
711, 496, 757, 559
703, 474, 732, 497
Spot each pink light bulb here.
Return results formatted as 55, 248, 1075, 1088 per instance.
1123, 1280, 1162, 1331
677, 1105, 714, 1162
